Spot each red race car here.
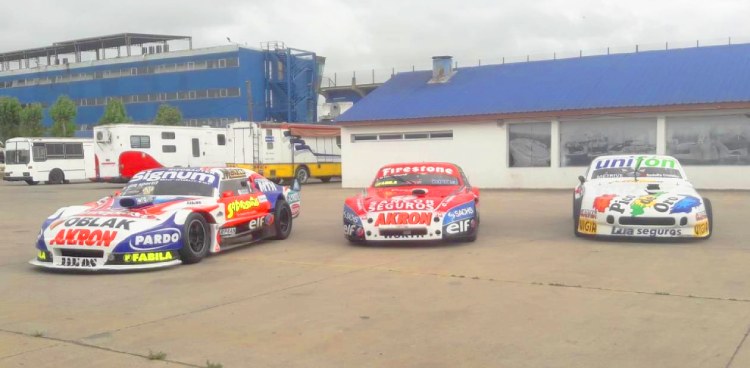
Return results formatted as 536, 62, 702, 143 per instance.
343, 162, 480, 243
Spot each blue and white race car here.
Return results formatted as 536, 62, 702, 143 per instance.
573, 155, 712, 239
31, 167, 301, 270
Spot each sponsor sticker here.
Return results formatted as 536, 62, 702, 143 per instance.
374, 212, 432, 227
132, 170, 217, 185
226, 197, 261, 219
130, 228, 181, 250
219, 227, 236, 236
63, 217, 134, 230
57, 257, 98, 268
49, 229, 118, 247
380, 166, 455, 177
123, 251, 174, 263
694, 220, 709, 237
367, 199, 435, 212
445, 218, 474, 235
445, 203, 475, 224
578, 218, 597, 235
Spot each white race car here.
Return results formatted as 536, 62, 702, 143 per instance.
31, 167, 301, 271
573, 155, 712, 239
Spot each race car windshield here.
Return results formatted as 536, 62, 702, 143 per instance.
373, 174, 460, 187
591, 167, 682, 180
122, 180, 215, 197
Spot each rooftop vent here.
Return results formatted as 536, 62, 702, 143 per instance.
429, 55, 455, 84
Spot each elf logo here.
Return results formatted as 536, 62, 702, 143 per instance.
445, 219, 474, 234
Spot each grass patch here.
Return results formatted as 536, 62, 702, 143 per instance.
32, 331, 44, 337
147, 350, 167, 360
206, 360, 223, 368
655, 291, 671, 296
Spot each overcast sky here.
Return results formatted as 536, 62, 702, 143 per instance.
4, 0, 750, 80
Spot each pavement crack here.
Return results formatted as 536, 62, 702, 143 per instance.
726, 322, 750, 368
0, 329, 202, 367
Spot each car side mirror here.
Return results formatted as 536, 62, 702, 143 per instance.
291, 178, 301, 192
221, 190, 234, 198
578, 175, 586, 184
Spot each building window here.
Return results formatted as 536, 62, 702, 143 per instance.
666, 115, 750, 165
560, 119, 656, 167
162, 145, 177, 153
509, 122, 551, 167
32, 144, 47, 162
217, 134, 226, 145
351, 134, 378, 142
130, 135, 151, 149
351, 130, 454, 142
161, 132, 175, 139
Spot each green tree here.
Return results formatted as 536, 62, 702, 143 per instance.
19, 103, 46, 136
99, 98, 129, 125
49, 95, 77, 137
0, 96, 22, 142
154, 104, 182, 126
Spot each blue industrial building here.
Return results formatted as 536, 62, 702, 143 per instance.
0, 33, 322, 129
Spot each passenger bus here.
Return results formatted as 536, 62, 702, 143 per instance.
93, 124, 228, 182
3, 137, 94, 185
227, 122, 341, 183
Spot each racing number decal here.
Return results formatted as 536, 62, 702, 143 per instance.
578, 218, 597, 235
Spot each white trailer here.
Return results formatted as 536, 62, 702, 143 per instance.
3, 137, 94, 185
93, 124, 228, 182
227, 121, 342, 183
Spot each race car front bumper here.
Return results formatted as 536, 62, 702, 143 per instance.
577, 217, 710, 239
29, 249, 182, 271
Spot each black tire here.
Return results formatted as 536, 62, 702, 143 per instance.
179, 213, 210, 264
25, 180, 39, 185
573, 193, 582, 237
272, 200, 293, 240
703, 197, 713, 240
49, 169, 64, 185
294, 166, 310, 184
320, 177, 332, 183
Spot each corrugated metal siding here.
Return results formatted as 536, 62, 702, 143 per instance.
337, 43, 750, 123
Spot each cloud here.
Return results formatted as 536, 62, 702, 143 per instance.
2, 0, 750, 79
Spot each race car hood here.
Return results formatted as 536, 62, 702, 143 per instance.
582, 179, 703, 216
361, 186, 459, 213
39, 195, 216, 253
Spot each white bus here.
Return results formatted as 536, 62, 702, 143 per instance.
3, 137, 94, 185
227, 122, 342, 183
93, 124, 228, 182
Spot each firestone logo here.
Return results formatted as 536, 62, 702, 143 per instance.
381, 166, 454, 177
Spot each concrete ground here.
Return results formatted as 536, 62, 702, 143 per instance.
1, 180, 750, 368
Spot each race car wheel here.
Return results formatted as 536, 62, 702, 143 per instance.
180, 213, 210, 264
573, 193, 582, 237
272, 200, 293, 240
704, 197, 713, 240
295, 166, 310, 184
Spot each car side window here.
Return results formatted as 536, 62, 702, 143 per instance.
219, 179, 252, 196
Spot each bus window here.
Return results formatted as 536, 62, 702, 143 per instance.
161, 132, 175, 140
46, 143, 65, 159
32, 143, 47, 162
65, 143, 84, 159
162, 145, 177, 153
6, 142, 30, 165
217, 134, 226, 145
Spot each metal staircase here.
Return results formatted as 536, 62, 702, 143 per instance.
261, 41, 318, 123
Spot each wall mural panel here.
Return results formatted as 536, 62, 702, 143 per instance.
666, 115, 750, 165
509, 122, 551, 167
560, 119, 656, 167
